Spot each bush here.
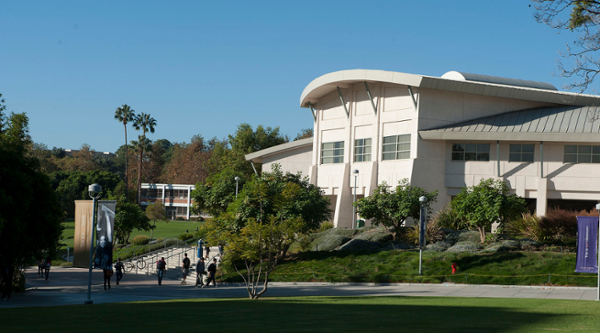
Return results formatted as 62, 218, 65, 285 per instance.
431, 207, 469, 231
179, 232, 194, 241
318, 221, 334, 232
406, 220, 444, 246
298, 234, 313, 252
504, 213, 544, 241
131, 235, 150, 246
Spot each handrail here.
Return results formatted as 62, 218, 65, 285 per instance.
114, 237, 197, 261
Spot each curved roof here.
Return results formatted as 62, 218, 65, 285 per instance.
441, 71, 557, 91
300, 69, 600, 108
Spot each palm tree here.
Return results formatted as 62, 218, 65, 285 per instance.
133, 112, 157, 204
114, 105, 136, 201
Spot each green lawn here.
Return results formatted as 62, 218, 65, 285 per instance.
1, 296, 599, 332
221, 250, 598, 287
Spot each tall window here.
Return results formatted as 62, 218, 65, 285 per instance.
382, 134, 411, 161
321, 141, 344, 164
451, 143, 490, 161
354, 138, 372, 162
564, 145, 600, 163
509, 144, 534, 162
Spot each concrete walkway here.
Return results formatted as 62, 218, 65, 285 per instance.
0, 266, 597, 308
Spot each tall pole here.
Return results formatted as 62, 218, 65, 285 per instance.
85, 184, 101, 305
352, 170, 358, 229
596, 203, 600, 301
418, 196, 428, 276
235, 176, 240, 199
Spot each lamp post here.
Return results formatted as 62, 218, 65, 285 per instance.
235, 176, 240, 198
352, 169, 359, 229
418, 196, 428, 276
84, 183, 102, 305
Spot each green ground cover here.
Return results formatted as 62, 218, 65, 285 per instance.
220, 250, 597, 287
1, 296, 599, 332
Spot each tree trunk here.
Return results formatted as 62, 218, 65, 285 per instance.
478, 226, 486, 243
124, 123, 128, 202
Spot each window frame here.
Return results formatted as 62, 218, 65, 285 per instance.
509, 144, 535, 163
321, 141, 345, 164
381, 134, 411, 161
451, 143, 490, 161
354, 138, 372, 162
564, 145, 600, 164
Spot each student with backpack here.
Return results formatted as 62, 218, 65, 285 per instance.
204, 258, 217, 288
156, 257, 166, 285
181, 253, 191, 285
114, 259, 124, 285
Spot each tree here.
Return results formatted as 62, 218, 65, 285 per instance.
192, 168, 245, 217
114, 104, 136, 201
0, 99, 63, 288
54, 170, 122, 217
133, 112, 156, 204
162, 135, 212, 184
534, 0, 600, 91
114, 202, 154, 244
451, 178, 527, 243
294, 128, 313, 141
354, 179, 438, 241
204, 165, 331, 232
145, 200, 166, 240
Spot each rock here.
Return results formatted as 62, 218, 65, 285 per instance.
383, 242, 414, 250
501, 240, 520, 250
353, 227, 393, 243
335, 239, 382, 252
482, 244, 504, 253
447, 241, 483, 252
445, 231, 480, 245
519, 239, 541, 249
425, 241, 451, 252
310, 228, 358, 251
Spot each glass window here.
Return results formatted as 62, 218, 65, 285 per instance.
382, 134, 411, 161
509, 144, 535, 162
321, 141, 344, 164
452, 143, 490, 161
564, 145, 600, 163
354, 138, 372, 162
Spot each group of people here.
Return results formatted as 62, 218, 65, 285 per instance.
37, 258, 52, 281
154, 252, 218, 287
101, 258, 124, 290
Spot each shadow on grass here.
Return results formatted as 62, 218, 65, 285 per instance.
0, 296, 572, 333
455, 252, 526, 271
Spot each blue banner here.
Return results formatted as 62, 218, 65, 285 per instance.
575, 216, 598, 274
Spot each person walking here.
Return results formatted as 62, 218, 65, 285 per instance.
204, 258, 217, 288
103, 268, 113, 290
114, 259, 124, 285
181, 253, 191, 285
37, 258, 46, 277
44, 258, 52, 281
195, 257, 205, 288
204, 244, 210, 260
157, 257, 166, 285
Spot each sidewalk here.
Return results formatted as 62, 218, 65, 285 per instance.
0, 266, 596, 308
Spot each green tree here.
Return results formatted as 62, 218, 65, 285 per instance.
145, 200, 166, 240
451, 178, 526, 243
133, 112, 156, 204
114, 104, 136, 200
354, 179, 438, 241
192, 168, 246, 217
0, 100, 63, 287
54, 170, 122, 217
114, 202, 154, 244
294, 128, 313, 141
534, 0, 600, 91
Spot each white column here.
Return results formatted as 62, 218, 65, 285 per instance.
537, 177, 548, 216
186, 186, 191, 219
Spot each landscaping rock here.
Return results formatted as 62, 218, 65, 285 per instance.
500, 240, 520, 250
353, 227, 393, 243
310, 227, 358, 251
383, 241, 414, 250
482, 244, 504, 253
445, 231, 480, 245
447, 241, 483, 252
425, 241, 451, 252
519, 239, 541, 249
335, 239, 383, 252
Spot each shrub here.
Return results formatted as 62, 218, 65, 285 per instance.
318, 221, 334, 232
431, 207, 469, 231
298, 234, 313, 252
179, 232, 194, 241
406, 220, 444, 246
131, 235, 150, 246
504, 213, 544, 241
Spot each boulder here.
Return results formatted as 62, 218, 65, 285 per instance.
310, 228, 358, 251
500, 240, 520, 250
482, 244, 504, 253
447, 241, 483, 252
335, 239, 382, 252
519, 239, 541, 249
353, 227, 393, 243
445, 231, 480, 245
425, 241, 451, 252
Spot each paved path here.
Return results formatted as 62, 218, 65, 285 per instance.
0, 266, 597, 308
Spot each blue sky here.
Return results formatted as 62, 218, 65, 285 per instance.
0, 1, 581, 152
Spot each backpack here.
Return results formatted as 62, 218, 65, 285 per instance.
183, 257, 190, 268
157, 260, 166, 270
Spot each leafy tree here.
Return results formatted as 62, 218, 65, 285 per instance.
220, 165, 331, 232
54, 170, 122, 217
192, 168, 245, 217
133, 112, 156, 204
294, 128, 313, 141
162, 135, 211, 184
145, 200, 166, 240
354, 179, 438, 241
114, 202, 154, 244
451, 178, 526, 243
0, 101, 63, 287
114, 104, 136, 200
534, 0, 600, 91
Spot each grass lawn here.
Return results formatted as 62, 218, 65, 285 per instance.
1, 296, 599, 332
221, 250, 598, 287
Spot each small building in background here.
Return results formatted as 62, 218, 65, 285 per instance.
140, 183, 208, 220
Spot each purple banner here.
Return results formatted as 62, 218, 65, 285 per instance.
575, 216, 598, 274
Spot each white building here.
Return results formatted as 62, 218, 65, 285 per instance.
246, 69, 600, 228
141, 183, 200, 220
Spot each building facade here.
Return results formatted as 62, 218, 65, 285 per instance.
246, 69, 600, 228
140, 183, 200, 220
